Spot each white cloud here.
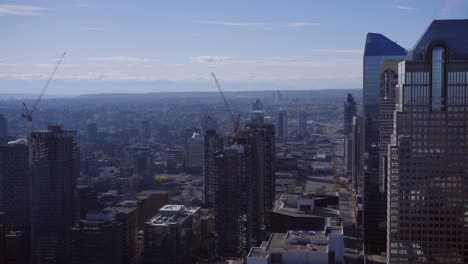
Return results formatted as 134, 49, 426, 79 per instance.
198, 20, 270, 27
395, 5, 418, 10
313, 49, 363, 55
84, 27, 104, 31
287, 22, 320, 27
0, 4, 47, 16
440, 0, 465, 17
189, 56, 231, 64
86, 56, 159, 63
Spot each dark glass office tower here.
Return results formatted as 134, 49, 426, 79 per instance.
387, 19, 468, 264
30, 125, 79, 263
363, 33, 407, 254
277, 111, 288, 140
344, 94, 357, 137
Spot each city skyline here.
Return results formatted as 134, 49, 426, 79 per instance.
2, 0, 468, 95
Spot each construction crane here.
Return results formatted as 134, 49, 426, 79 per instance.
211, 72, 240, 137
21, 52, 66, 125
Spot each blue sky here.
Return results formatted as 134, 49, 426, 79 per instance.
1, 0, 467, 95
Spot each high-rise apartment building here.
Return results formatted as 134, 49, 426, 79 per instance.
214, 122, 275, 257
277, 111, 288, 140
214, 145, 252, 257
203, 129, 221, 206
362, 33, 407, 254
387, 19, 468, 264
30, 125, 79, 263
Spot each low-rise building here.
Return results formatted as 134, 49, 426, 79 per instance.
247, 226, 344, 264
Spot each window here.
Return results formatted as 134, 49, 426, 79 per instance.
432, 45, 445, 111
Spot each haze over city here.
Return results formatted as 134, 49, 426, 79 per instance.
2, 0, 467, 95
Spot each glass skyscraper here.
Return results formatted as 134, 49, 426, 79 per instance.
362, 33, 407, 254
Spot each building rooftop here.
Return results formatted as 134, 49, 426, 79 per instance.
364, 33, 407, 57
272, 193, 339, 219
407, 19, 468, 61
146, 204, 200, 226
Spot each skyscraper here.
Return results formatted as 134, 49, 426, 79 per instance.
387, 19, 468, 264
0, 114, 7, 143
249, 100, 264, 126
344, 94, 357, 137
214, 145, 252, 257
298, 111, 307, 138
378, 59, 401, 193
344, 94, 357, 177
0, 142, 30, 232
185, 132, 203, 172
214, 123, 275, 257
203, 129, 221, 206
30, 125, 79, 263
362, 32, 407, 254
277, 111, 288, 140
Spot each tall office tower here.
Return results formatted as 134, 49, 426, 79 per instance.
202, 115, 217, 135
362, 32, 407, 254
0, 114, 7, 143
143, 205, 201, 264
0, 142, 30, 232
249, 99, 264, 125
185, 132, 203, 172
140, 120, 151, 139
378, 59, 401, 193
30, 125, 79, 263
87, 122, 97, 144
387, 20, 468, 264
203, 129, 221, 206
343, 94, 356, 177
351, 117, 364, 195
298, 111, 307, 138
344, 94, 357, 136
214, 145, 252, 257
133, 149, 154, 188
277, 111, 288, 140
71, 210, 125, 264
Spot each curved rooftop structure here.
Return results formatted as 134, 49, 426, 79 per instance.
407, 19, 468, 61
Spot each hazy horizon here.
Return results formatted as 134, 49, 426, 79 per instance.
2, 0, 467, 94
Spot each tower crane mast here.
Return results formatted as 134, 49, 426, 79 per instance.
211, 72, 240, 136
21, 52, 66, 123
